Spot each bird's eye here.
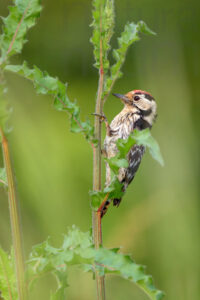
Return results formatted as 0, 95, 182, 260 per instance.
134, 95, 140, 101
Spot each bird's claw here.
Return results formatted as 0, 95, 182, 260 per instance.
91, 113, 111, 136
92, 113, 107, 123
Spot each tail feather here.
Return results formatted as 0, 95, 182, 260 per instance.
100, 197, 121, 217
113, 198, 122, 207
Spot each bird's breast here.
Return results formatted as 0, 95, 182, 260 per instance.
110, 112, 139, 139
104, 112, 139, 158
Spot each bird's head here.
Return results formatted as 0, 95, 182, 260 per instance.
113, 89, 157, 126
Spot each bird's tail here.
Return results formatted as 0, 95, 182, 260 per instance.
113, 198, 122, 206
99, 196, 122, 217
98, 192, 124, 217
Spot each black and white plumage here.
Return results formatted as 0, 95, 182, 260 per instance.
101, 89, 157, 216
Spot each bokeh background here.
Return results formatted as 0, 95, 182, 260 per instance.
0, 0, 200, 299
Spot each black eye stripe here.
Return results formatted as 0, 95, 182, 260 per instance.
144, 94, 155, 101
134, 92, 155, 101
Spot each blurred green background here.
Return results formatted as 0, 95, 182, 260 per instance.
0, 0, 200, 299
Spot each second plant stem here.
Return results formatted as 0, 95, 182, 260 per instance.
0, 128, 27, 300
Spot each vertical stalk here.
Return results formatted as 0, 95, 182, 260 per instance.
93, 70, 105, 299
0, 128, 27, 300
92, 1, 106, 298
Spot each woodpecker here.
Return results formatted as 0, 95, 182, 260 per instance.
100, 89, 157, 217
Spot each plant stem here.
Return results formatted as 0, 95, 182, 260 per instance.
92, 0, 106, 298
0, 128, 27, 300
92, 69, 106, 300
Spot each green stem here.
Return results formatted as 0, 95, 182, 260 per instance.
0, 128, 27, 300
92, 1, 106, 299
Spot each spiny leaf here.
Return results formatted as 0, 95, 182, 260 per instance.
0, 0, 42, 133
27, 226, 94, 295
90, 0, 115, 71
90, 190, 106, 210
105, 157, 128, 173
104, 21, 156, 98
0, 247, 18, 300
50, 270, 68, 300
5, 62, 96, 144
28, 226, 164, 300
62, 225, 93, 250
104, 176, 124, 199
95, 248, 164, 300
137, 20, 156, 36
133, 129, 164, 166
0, 0, 42, 64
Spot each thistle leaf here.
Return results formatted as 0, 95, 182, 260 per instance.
5, 62, 95, 144
90, 190, 107, 210
104, 21, 156, 97
0, 0, 42, 64
95, 247, 164, 300
133, 129, 164, 166
50, 270, 68, 300
90, 0, 115, 72
0, 247, 18, 300
28, 226, 164, 300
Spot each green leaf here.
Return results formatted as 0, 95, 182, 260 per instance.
90, 0, 115, 72
0, 247, 18, 300
5, 62, 95, 144
27, 226, 94, 295
133, 129, 164, 166
137, 20, 156, 36
104, 21, 156, 98
70, 116, 82, 133
0, 168, 8, 186
0, 0, 42, 64
28, 226, 164, 300
105, 157, 128, 173
104, 176, 124, 199
90, 190, 106, 210
95, 248, 164, 300
50, 270, 68, 300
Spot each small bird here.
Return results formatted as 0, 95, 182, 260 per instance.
100, 89, 157, 217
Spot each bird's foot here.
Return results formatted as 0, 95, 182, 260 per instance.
92, 113, 111, 136
92, 113, 108, 123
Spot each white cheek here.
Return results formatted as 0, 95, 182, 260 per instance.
137, 99, 151, 110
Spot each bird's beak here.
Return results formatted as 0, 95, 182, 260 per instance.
112, 93, 132, 105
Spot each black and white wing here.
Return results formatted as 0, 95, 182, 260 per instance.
113, 144, 145, 206
124, 144, 145, 188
